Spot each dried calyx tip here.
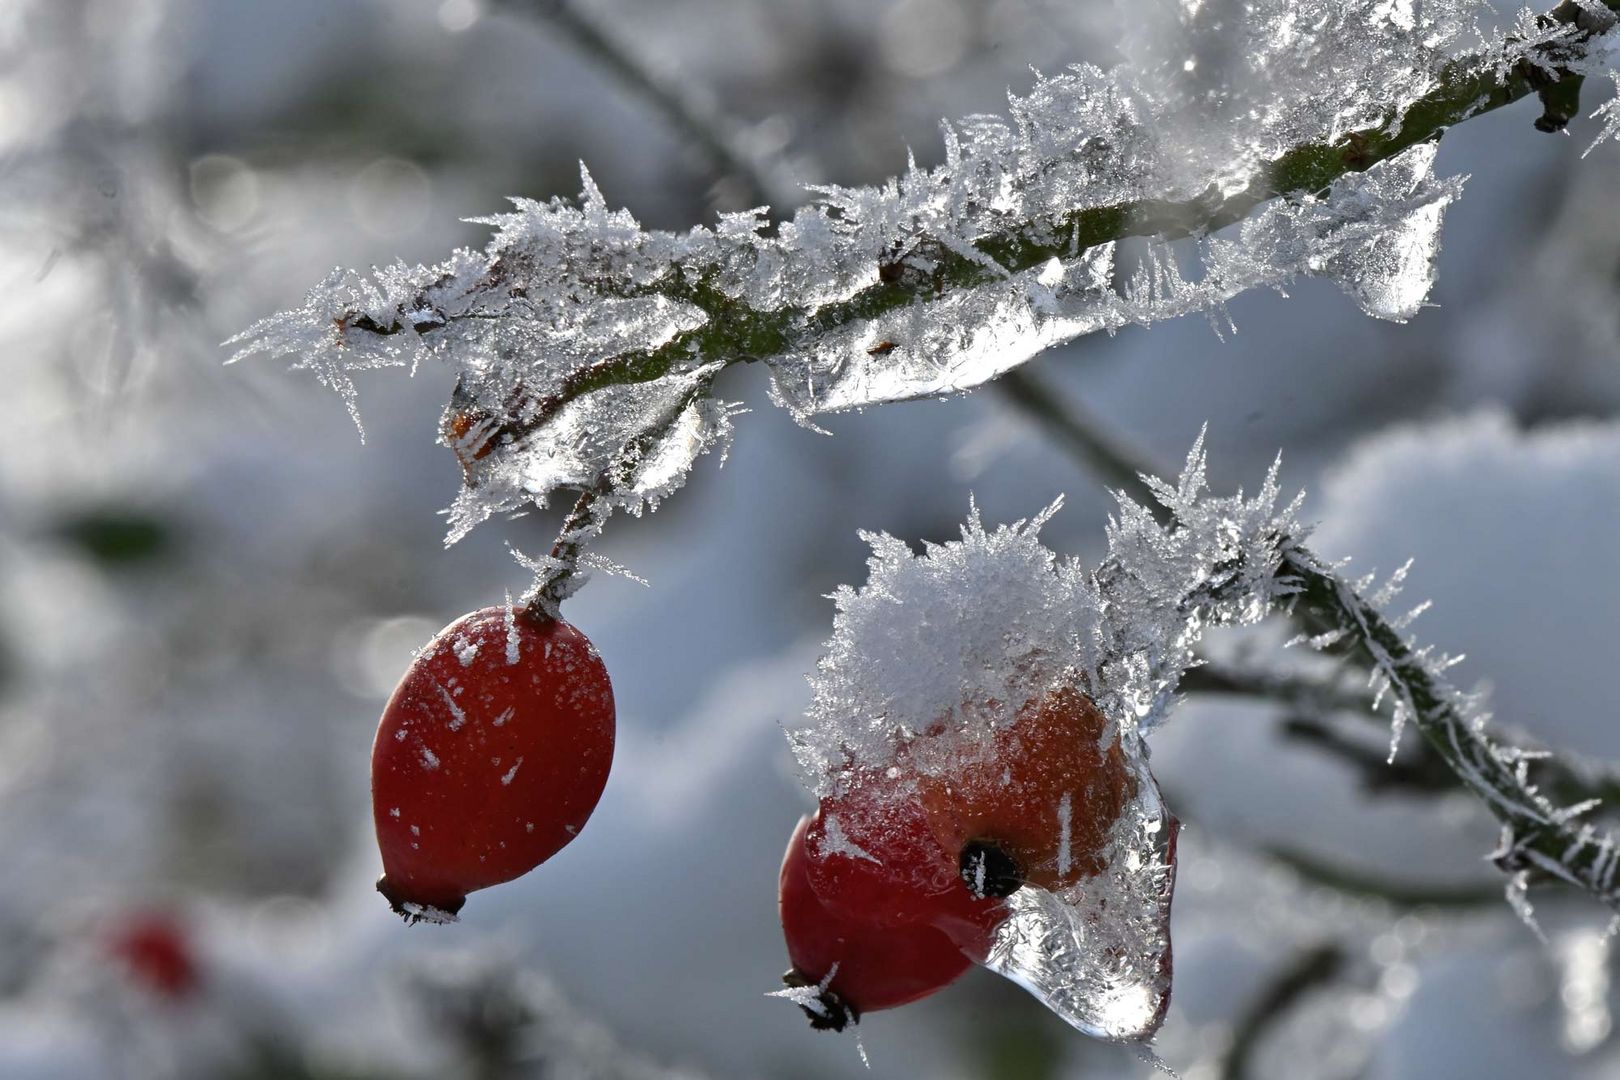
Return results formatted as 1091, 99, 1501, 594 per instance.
782, 968, 859, 1032
376, 875, 465, 925
959, 839, 1025, 899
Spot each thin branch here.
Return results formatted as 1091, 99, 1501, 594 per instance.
1280, 547, 1620, 915
1264, 845, 1503, 908
991, 366, 1167, 521
1277, 714, 1461, 794
525, 486, 610, 619
488, 0, 796, 211
1000, 369, 1620, 901
1178, 664, 1374, 717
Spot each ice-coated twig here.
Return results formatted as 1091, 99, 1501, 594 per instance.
514, 0, 1176, 529
233, 0, 1620, 597
1073, 436, 1620, 917
514, 362, 729, 616
991, 367, 1620, 821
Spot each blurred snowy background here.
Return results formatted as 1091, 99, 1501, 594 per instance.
2, 0, 1619, 1077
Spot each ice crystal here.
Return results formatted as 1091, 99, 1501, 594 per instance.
981, 773, 1179, 1041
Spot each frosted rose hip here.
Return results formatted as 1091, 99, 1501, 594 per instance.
371, 606, 614, 921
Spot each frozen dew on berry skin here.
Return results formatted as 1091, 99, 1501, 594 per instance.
785, 488, 1248, 1042
370, 605, 614, 923
916, 684, 1137, 894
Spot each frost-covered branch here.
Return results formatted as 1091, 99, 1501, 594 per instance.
1101, 438, 1620, 917
1277, 546, 1620, 922
991, 365, 1620, 826
232, 0, 1620, 596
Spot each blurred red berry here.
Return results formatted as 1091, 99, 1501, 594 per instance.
371, 606, 614, 921
107, 912, 198, 1001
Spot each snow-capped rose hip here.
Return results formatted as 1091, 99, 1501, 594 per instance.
918, 685, 1134, 895
777, 814, 974, 1031
371, 605, 614, 922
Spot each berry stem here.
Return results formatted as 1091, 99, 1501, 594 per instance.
525, 486, 612, 621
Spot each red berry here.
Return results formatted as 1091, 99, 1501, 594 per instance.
779, 814, 973, 1030
371, 605, 614, 921
805, 772, 1001, 951
107, 912, 198, 1001
917, 685, 1134, 893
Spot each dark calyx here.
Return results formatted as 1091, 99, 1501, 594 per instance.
782, 968, 859, 1032
959, 839, 1025, 899
376, 875, 466, 924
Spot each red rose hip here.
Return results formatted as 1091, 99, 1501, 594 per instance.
371, 605, 614, 922
805, 773, 1003, 954
779, 814, 975, 1030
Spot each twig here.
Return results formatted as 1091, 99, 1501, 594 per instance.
991, 367, 1167, 521
1281, 547, 1620, 915
1178, 663, 1373, 717
1277, 715, 1460, 794
524, 485, 611, 620
1000, 368, 1620, 910
519, 365, 722, 616
488, 0, 796, 211
1264, 845, 1503, 908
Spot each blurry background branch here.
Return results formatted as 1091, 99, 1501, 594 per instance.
1219, 943, 1347, 1080
488, 0, 801, 212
